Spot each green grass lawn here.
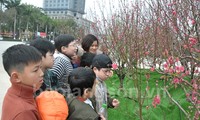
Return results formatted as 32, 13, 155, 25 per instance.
105, 70, 192, 120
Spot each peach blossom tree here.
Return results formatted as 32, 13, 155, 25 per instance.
90, 0, 199, 119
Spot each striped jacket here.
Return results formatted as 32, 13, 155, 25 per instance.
51, 52, 73, 95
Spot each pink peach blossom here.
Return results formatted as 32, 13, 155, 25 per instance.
189, 37, 197, 45
183, 45, 188, 49
150, 67, 155, 72
168, 2, 176, 6
145, 51, 149, 55
157, 17, 161, 21
193, 83, 198, 90
175, 66, 185, 73
168, 68, 174, 73
163, 63, 168, 68
168, 56, 174, 64
175, 58, 179, 62
173, 77, 180, 84
185, 71, 190, 75
186, 93, 190, 97
174, 26, 178, 32
163, 63, 169, 69
172, 11, 177, 16
112, 63, 118, 70
168, 3, 173, 6
194, 69, 199, 73
145, 27, 150, 31
190, 48, 194, 52
191, 19, 196, 25
195, 48, 200, 53
192, 91, 197, 102
179, 66, 185, 72
152, 95, 161, 108
194, 111, 199, 120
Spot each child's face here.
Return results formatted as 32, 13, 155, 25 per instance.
89, 41, 98, 54
42, 51, 54, 70
62, 41, 77, 57
93, 67, 112, 81
17, 61, 44, 92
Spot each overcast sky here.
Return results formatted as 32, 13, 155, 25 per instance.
20, 0, 98, 19
20, 0, 119, 21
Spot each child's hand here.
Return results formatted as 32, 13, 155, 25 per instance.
99, 114, 106, 120
112, 99, 120, 108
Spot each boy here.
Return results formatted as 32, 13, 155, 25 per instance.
80, 52, 96, 68
92, 54, 120, 119
51, 34, 77, 95
1, 44, 44, 120
67, 67, 105, 120
30, 39, 59, 95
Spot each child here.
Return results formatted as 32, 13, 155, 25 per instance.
1, 44, 44, 120
82, 34, 99, 54
71, 45, 84, 68
30, 38, 59, 95
80, 52, 96, 68
92, 54, 120, 119
51, 34, 77, 95
67, 67, 105, 120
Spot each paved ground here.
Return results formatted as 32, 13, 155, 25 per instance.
0, 41, 23, 117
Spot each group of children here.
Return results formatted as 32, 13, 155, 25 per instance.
1, 34, 119, 120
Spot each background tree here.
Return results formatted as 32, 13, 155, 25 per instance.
54, 18, 78, 37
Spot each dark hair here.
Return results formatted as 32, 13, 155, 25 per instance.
30, 38, 55, 57
68, 67, 96, 96
80, 52, 96, 67
54, 34, 75, 52
81, 34, 99, 52
2, 44, 42, 76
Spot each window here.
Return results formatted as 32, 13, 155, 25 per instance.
74, 0, 77, 4
74, 5, 77, 9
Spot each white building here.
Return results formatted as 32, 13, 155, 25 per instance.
43, 0, 93, 34
43, 0, 85, 19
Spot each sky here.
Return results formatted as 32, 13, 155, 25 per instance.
21, 0, 43, 7
20, 0, 118, 20
20, 0, 97, 19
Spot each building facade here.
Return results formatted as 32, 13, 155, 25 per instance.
43, 0, 93, 35
43, 0, 85, 19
